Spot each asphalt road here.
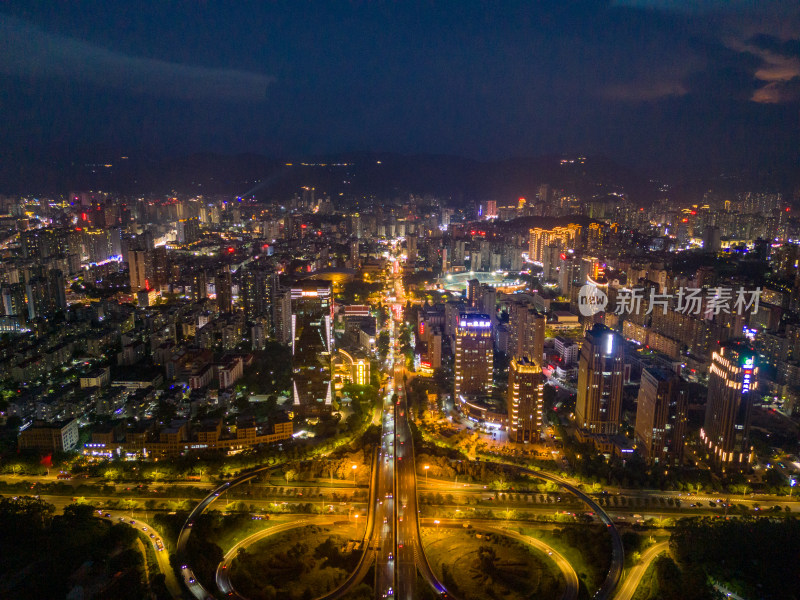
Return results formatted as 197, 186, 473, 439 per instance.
95, 508, 183, 599
374, 380, 398, 600
612, 541, 669, 600
394, 363, 420, 600
395, 363, 453, 599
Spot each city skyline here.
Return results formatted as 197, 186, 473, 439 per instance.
2, 3, 800, 599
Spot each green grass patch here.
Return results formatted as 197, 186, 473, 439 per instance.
229, 524, 363, 600
421, 526, 562, 600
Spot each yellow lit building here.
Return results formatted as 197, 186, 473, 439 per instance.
528, 224, 581, 263
507, 357, 544, 444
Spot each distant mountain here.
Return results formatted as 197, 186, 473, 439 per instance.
5, 151, 792, 207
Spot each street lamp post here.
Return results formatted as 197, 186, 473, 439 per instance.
424, 465, 429, 485
352, 464, 357, 485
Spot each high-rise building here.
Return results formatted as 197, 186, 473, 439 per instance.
273, 289, 292, 344
477, 284, 497, 324
700, 341, 758, 471
290, 282, 334, 414
454, 313, 493, 399
47, 269, 67, 313
242, 267, 271, 322
634, 368, 688, 465
702, 226, 721, 253
128, 250, 151, 291
23, 269, 67, 321
215, 269, 233, 314
128, 250, 150, 292
177, 218, 201, 244
466, 278, 481, 307
576, 324, 625, 435
508, 302, 545, 363
508, 356, 544, 443
350, 213, 362, 239
151, 246, 169, 290
21, 228, 69, 260
1, 284, 27, 319
192, 271, 208, 301
406, 234, 418, 263
528, 224, 581, 263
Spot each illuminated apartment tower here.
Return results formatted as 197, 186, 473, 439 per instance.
575, 324, 624, 435
454, 313, 493, 399
634, 368, 688, 465
508, 357, 544, 443
527, 224, 581, 263
128, 249, 151, 291
700, 341, 758, 471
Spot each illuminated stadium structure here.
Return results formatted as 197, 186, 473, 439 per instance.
438, 271, 526, 294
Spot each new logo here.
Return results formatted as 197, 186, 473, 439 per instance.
577, 284, 608, 316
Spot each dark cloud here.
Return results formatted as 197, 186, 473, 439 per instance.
0, 15, 274, 102
0, 2, 797, 171
733, 35, 800, 103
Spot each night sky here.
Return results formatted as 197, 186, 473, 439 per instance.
2, 1, 798, 171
